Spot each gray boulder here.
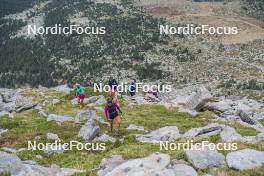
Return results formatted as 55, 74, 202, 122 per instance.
0, 111, 9, 118
220, 126, 244, 142
75, 109, 105, 124
136, 126, 181, 143
97, 155, 125, 176
94, 95, 107, 105
78, 119, 99, 141
226, 149, 264, 170
186, 147, 226, 169
46, 133, 59, 140
47, 114, 74, 122
0, 128, 8, 136
126, 124, 145, 131
93, 134, 116, 143
183, 123, 223, 139
0, 151, 22, 173
170, 164, 197, 176
52, 84, 71, 94
237, 110, 256, 125
43, 144, 67, 156
0, 151, 82, 176
105, 153, 171, 176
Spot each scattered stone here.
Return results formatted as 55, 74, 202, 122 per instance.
94, 133, 116, 143
133, 95, 149, 105
52, 99, 60, 105
94, 95, 107, 105
237, 109, 256, 125
52, 84, 71, 94
46, 133, 59, 140
43, 144, 68, 156
38, 110, 48, 118
104, 153, 171, 176
186, 146, 226, 169
170, 163, 198, 176
94, 106, 104, 111
78, 119, 99, 141
1, 147, 17, 153
47, 114, 74, 122
0, 128, 8, 136
23, 160, 37, 165
226, 149, 264, 170
97, 155, 125, 176
183, 123, 223, 138
75, 109, 105, 124
136, 126, 181, 143
36, 155, 43, 160
126, 124, 145, 131
0, 111, 9, 117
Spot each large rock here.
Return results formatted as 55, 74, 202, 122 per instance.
186, 146, 226, 169
136, 126, 181, 143
52, 84, 71, 94
75, 109, 105, 124
0, 128, 8, 136
0, 151, 22, 173
0, 111, 9, 118
185, 86, 212, 111
15, 95, 37, 112
204, 100, 232, 113
170, 163, 197, 176
183, 123, 223, 139
105, 153, 171, 176
220, 126, 244, 142
93, 133, 116, 143
0, 150, 82, 176
126, 124, 145, 131
46, 133, 59, 140
226, 149, 264, 170
47, 114, 74, 122
97, 155, 125, 176
78, 119, 99, 141
0, 89, 37, 113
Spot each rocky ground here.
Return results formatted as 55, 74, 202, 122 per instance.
0, 85, 264, 176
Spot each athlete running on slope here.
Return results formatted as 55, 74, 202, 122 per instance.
104, 98, 122, 132
75, 83, 86, 105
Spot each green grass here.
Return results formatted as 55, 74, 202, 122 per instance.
232, 123, 257, 136
120, 105, 215, 133
259, 119, 264, 126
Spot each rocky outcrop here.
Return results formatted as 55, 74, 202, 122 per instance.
185, 147, 226, 169
136, 126, 181, 143
0, 151, 83, 175
93, 133, 116, 143
46, 133, 59, 140
47, 114, 74, 122
98, 153, 198, 176
126, 124, 145, 131
0, 128, 8, 136
226, 149, 264, 170
97, 155, 125, 176
78, 119, 99, 141
0, 89, 37, 113
183, 123, 223, 139
72, 95, 106, 106
52, 84, 71, 94
75, 109, 106, 124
